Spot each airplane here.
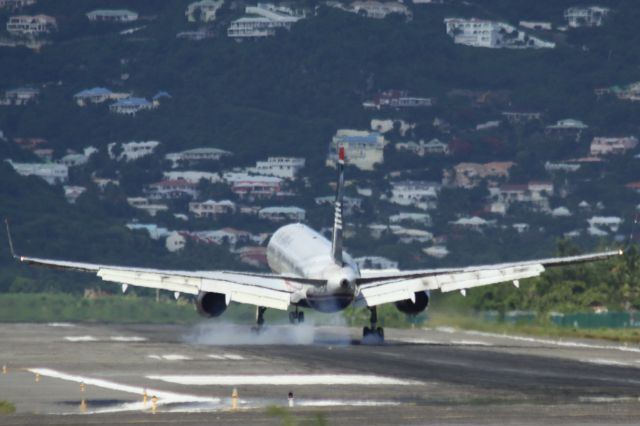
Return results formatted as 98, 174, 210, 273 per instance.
5, 146, 622, 343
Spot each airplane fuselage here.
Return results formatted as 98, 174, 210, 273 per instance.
266, 223, 360, 312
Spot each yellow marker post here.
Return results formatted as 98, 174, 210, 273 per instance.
2, 365, 6, 374
143, 389, 148, 408
151, 395, 158, 415
231, 388, 238, 411
35, 372, 40, 383
80, 399, 87, 413
80, 382, 86, 393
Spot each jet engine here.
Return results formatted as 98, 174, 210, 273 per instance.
195, 291, 228, 318
394, 291, 429, 315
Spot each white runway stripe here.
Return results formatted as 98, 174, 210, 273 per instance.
64, 336, 98, 342
27, 368, 218, 404
147, 374, 423, 386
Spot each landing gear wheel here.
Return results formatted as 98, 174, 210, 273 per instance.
288, 309, 305, 324
362, 307, 384, 344
298, 312, 304, 324
253, 306, 267, 333
288, 312, 297, 324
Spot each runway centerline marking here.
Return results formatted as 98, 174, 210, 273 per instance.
146, 374, 424, 386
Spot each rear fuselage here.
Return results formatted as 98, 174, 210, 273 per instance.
266, 223, 359, 312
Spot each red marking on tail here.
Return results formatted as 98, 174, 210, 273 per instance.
339, 146, 345, 161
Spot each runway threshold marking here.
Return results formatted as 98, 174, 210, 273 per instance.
146, 374, 423, 386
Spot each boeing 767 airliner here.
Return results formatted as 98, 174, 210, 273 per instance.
6, 147, 621, 342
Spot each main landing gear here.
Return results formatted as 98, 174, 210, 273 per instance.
288, 306, 305, 324
362, 306, 384, 344
251, 306, 267, 334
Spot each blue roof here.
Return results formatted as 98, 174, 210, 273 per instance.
111, 97, 151, 107
153, 91, 171, 100
74, 87, 112, 98
336, 133, 380, 144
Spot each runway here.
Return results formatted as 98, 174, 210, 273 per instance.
1, 322, 640, 425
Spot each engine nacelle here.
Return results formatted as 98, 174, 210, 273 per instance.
394, 291, 429, 315
195, 291, 228, 318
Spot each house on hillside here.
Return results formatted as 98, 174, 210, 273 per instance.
163, 170, 221, 184
226, 174, 283, 199
0, 0, 37, 9
6, 14, 56, 37
186, 0, 224, 22
146, 180, 199, 200
165, 147, 231, 168
108, 141, 159, 161
189, 199, 236, 218
446, 161, 515, 188
109, 97, 155, 115
6, 160, 68, 184
258, 206, 306, 222
227, 3, 305, 39
355, 256, 398, 270
127, 197, 169, 217
363, 90, 434, 109
1, 87, 39, 105
326, 129, 386, 171
250, 157, 305, 179
350, 1, 411, 20
86, 9, 138, 23
396, 138, 449, 156
444, 18, 555, 49
564, 6, 609, 28
590, 136, 638, 156
450, 216, 495, 231
501, 111, 542, 123
389, 181, 440, 210
74, 87, 124, 105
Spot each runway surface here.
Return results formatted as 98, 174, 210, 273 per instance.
1, 322, 640, 425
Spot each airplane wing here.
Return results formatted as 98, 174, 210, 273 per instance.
16, 255, 324, 311
356, 250, 622, 307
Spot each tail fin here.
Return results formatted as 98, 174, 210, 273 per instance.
331, 146, 345, 265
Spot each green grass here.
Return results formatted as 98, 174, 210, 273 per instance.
0, 401, 16, 415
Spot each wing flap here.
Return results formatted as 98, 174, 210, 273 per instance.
98, 268, 201, 295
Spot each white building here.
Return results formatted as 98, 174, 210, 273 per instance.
109, 97, 155, 115
165, 147, 231, 168
351, 1, 411, 19
389, 181, 440, 210
250, 157, 305, 179
186, 0, 224, 22
519, 21, 552, 31
145, 180, 199, 200
73, 87, 129, 106
396, 138, 449, 156
0, 0, 36, 9
392, 227, 433, 244
163, 170, 221, 184
389, 212, 432, 226
450, 216, 495, 231
546, 118, 589, 130
258, 206, 306, 222
126, 223, 170, 240
6, 14, 56, 37
189, 199, 236, 218
166, 231, 186, 252
355, 256, 398, 270
588, 216, 622, 233
126, 197, 169, 217
327, 129, 386, 171
227, 3, 304, 39
590, 136, 639, 156
86, 9, 138, 23
444, 18, 555, 49
108, 141, 159, 162
564, 6, 610, 28
7, 160, 68, 184
423, 246, 449, 259
63, 185, 86, 203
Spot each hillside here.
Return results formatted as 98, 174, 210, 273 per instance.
1, 0, 640, 313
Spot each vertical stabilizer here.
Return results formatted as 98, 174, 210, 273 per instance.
331, 146, 345, 265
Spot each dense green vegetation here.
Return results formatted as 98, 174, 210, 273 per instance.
0, 401, 16, 415
1, 0, 640, 321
